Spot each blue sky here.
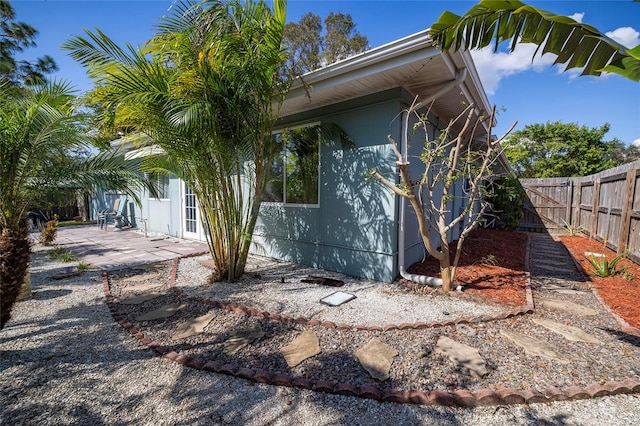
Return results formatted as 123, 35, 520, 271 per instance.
12, 0, 640, 146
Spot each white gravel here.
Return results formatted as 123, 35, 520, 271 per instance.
1, 246, 640, 425
175, 255, 505, 326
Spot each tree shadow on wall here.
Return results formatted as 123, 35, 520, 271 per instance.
255, 144, 396, 282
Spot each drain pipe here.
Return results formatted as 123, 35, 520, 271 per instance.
397, 67, 467, 287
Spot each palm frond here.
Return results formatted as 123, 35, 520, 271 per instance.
430, 0, 640, 81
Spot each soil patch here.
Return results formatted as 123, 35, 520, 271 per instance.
407, 229, 529, 306
560, 235, 640, 329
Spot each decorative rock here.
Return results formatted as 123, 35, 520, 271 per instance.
279, 331, 321, 367
355, 338, 398, 381
456, 323, 477, 337
172, 312, 216, 340
538, 299, 597, 316
532, 318, 601, 344
223, 322, 265, 356
136, 303, 186, 321
500, 329, 570, 364
435, 336, 487, 378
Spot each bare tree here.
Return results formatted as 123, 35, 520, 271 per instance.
370, 101, 515, 292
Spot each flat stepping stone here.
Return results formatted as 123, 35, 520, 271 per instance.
121, 292, 164, 305
223, 323, 265, 356
538, 299, 597, 316
126, 281, 163, 292
500, 329, 569, 364
125, 272, 160, 283
435, 336, 487, 378
172, 312, 216, 340
280, 331, 321, 367
532, 318, 600, 344
355, 338, 398, 381
136, 303, 186, 321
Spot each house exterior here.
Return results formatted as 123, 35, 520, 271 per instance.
94, 29, 499, 283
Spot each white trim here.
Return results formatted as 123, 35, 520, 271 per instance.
286, 30, 440, 100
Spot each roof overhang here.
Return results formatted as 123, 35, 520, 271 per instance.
280, 29, 510, 172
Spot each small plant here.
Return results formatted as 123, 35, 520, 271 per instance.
39, 216, 58, 246
480, 254, 498, 266
77, 261, 90, 271
47, 246, 76, 262
59, 251, 77, 262
585, 251, 627, 278
621, 268, 636, 281
561, 219, 584, 236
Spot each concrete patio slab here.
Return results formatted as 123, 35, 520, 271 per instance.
55, 226, 208, 270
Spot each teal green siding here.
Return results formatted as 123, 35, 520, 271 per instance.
253, 90, 406, 282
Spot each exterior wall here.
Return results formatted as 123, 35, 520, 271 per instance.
252, 89, 406, 282
137, 177, 183, 238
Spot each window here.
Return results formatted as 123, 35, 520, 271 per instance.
148, 172, 170, 199
263, 125, 320, 205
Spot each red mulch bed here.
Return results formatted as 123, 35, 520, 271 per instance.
560, 235, 640, 329
407, 229, 640, 329
407, 229, 529, 307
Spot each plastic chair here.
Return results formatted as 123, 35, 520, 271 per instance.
98, 198, 129, 230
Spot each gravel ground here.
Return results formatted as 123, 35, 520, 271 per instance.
1, 245, 640, 425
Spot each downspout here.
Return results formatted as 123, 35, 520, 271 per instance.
398, 67, 468, 287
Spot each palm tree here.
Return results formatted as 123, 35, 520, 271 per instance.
63, 0, 289, 281
0, 80, 152, 329
430, 0, 640, 81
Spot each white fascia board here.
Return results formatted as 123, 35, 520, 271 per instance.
459, 50, 494, 122
287, 29, 440, 99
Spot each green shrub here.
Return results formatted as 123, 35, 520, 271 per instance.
39, 218, 58, 246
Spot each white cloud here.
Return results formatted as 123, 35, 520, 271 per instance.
606, 27, 640, 49
633, 139, 640, 147
470, 11, 640, 94
471, 43, 556, 95
569, 13, 585, 23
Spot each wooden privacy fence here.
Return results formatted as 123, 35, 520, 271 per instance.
519, 160, 640, 264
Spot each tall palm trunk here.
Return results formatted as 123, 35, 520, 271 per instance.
0, 220, 31, 329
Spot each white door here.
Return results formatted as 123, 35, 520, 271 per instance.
182, 183, 202, 240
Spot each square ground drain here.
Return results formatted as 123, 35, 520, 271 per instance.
320, 291, 356, 307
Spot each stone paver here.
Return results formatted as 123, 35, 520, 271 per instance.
136, 303, 187, 321
435, 336, 487, 378
355, 338, 398, 381
280, 331, 321, 367
223, 323, 265, 356
173, 312, 217, 340
500, 329, 570, 364
538, 298, 598, 316
532, 318, 601, 344
121, 292, 165, 305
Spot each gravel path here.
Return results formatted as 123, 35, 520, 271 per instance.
1, 244, 640, 425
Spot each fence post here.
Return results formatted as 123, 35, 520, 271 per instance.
565, 179, 573, 226
573, 180, 582, 231
618, 169, 637, 253
590, 178, 601, 239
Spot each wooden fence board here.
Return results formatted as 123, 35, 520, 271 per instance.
518, 160, 640, 264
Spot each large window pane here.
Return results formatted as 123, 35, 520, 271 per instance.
285, 127, 319, 204
263, 125, 319, 205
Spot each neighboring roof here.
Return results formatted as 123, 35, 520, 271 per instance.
280, 29, 493, 137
